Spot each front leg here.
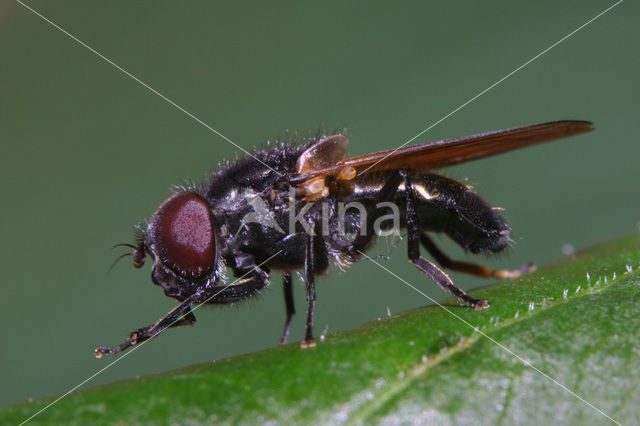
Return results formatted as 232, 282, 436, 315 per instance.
205, 274, 270, 304
205, 252, 271, 304
96, 262, 271, 357
95, 291, 203, 357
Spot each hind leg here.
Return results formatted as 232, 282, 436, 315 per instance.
420, 233, 535, 279
401, 170, 489, 309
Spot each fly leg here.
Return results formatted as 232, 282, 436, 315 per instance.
279, 272, 295, 345
209, 252, 272, 303
420, 233, 536, 279
204, 273, 270, 304
302, 231, 316, 348
95, 264, 271, 358
301, 220, 329, 348
95, 291, 203, 357
401, 170, 489, 310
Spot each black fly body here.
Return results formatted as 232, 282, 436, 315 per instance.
96, 120, 593, 357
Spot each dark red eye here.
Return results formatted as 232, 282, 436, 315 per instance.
150, 192, 215, 276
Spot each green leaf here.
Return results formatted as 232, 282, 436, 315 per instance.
4, 236, 640, 425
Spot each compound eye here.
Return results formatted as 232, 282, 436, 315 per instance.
151, 192, 216, 277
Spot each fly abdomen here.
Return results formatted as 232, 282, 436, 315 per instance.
341, 171, 511, 254
408, 173, 512, 254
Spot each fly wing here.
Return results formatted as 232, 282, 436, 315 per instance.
291, 120, 593, 184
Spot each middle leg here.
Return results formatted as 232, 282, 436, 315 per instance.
301, 231, 317, 348
279, 272, 295, 345
300, 218, 330, 348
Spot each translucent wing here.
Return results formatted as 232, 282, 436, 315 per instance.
291, 120, 593, 185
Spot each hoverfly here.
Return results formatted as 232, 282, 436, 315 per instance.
96, 120, 592, 356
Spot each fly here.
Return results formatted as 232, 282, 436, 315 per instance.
95, 120, 593, 356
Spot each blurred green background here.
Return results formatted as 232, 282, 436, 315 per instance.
1, 0, 638, 408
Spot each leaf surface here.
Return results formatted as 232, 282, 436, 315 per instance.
4, 237, 639, 425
